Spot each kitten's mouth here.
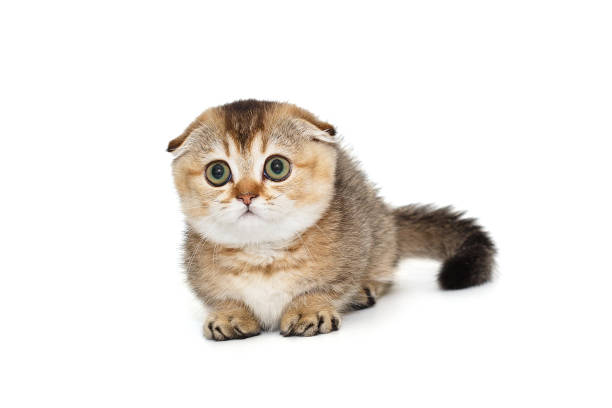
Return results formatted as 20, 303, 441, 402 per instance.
239, 209, 258, 219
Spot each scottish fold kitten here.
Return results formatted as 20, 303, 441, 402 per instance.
168, 100, 495, 340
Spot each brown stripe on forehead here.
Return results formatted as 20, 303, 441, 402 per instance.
218, 99, 277, 150
221, 138, 230, 156
260, 130, 269, 153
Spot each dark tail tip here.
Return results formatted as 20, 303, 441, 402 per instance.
438, 232, 495, 290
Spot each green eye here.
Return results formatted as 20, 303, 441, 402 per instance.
264, 155, 291, 182
205, 160, 232, 186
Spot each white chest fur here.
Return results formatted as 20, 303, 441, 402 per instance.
223, 272, 297, 330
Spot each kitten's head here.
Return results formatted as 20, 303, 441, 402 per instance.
168, 100, 338, 247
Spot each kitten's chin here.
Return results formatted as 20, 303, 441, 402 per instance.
187, 204, 327, 247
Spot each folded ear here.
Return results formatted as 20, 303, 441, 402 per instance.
167, 131, 189, 153
293, 117, 337, 143
167, 120, 202, 156
309, 118, 336, 139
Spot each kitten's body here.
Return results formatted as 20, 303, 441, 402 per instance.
169, 100, 495, 340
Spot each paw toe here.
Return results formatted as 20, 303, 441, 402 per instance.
231, 318, 261, 339
317, 310, 341, 334
280, 313, 301, 336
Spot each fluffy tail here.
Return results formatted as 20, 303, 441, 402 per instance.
393, 205, 496, 290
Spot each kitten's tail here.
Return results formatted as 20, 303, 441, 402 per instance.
393, 205, 496, 289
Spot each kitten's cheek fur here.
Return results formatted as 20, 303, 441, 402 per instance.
187, 200, 329, 247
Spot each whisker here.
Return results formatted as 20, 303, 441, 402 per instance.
186, 237, 206, 272
294, 232, 314, 264
212, 244, 219, 266
312, 223, 325, 234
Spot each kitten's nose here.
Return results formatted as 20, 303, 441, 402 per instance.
237, 192, 258, 206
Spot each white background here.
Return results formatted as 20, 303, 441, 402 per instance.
1, 1, 611, 407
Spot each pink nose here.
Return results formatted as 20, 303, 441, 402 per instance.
237, 193, 258, 206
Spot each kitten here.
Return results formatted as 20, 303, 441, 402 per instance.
168, 100, 496, 340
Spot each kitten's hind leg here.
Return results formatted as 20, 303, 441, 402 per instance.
350, 280, 391, 310
350, 237, 396, 310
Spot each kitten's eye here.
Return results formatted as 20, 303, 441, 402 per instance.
205, 160, 232, 186
264, 155, 291, 182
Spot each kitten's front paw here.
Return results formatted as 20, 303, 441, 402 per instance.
280, 307, 341, 337
204, 311, 261, 341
